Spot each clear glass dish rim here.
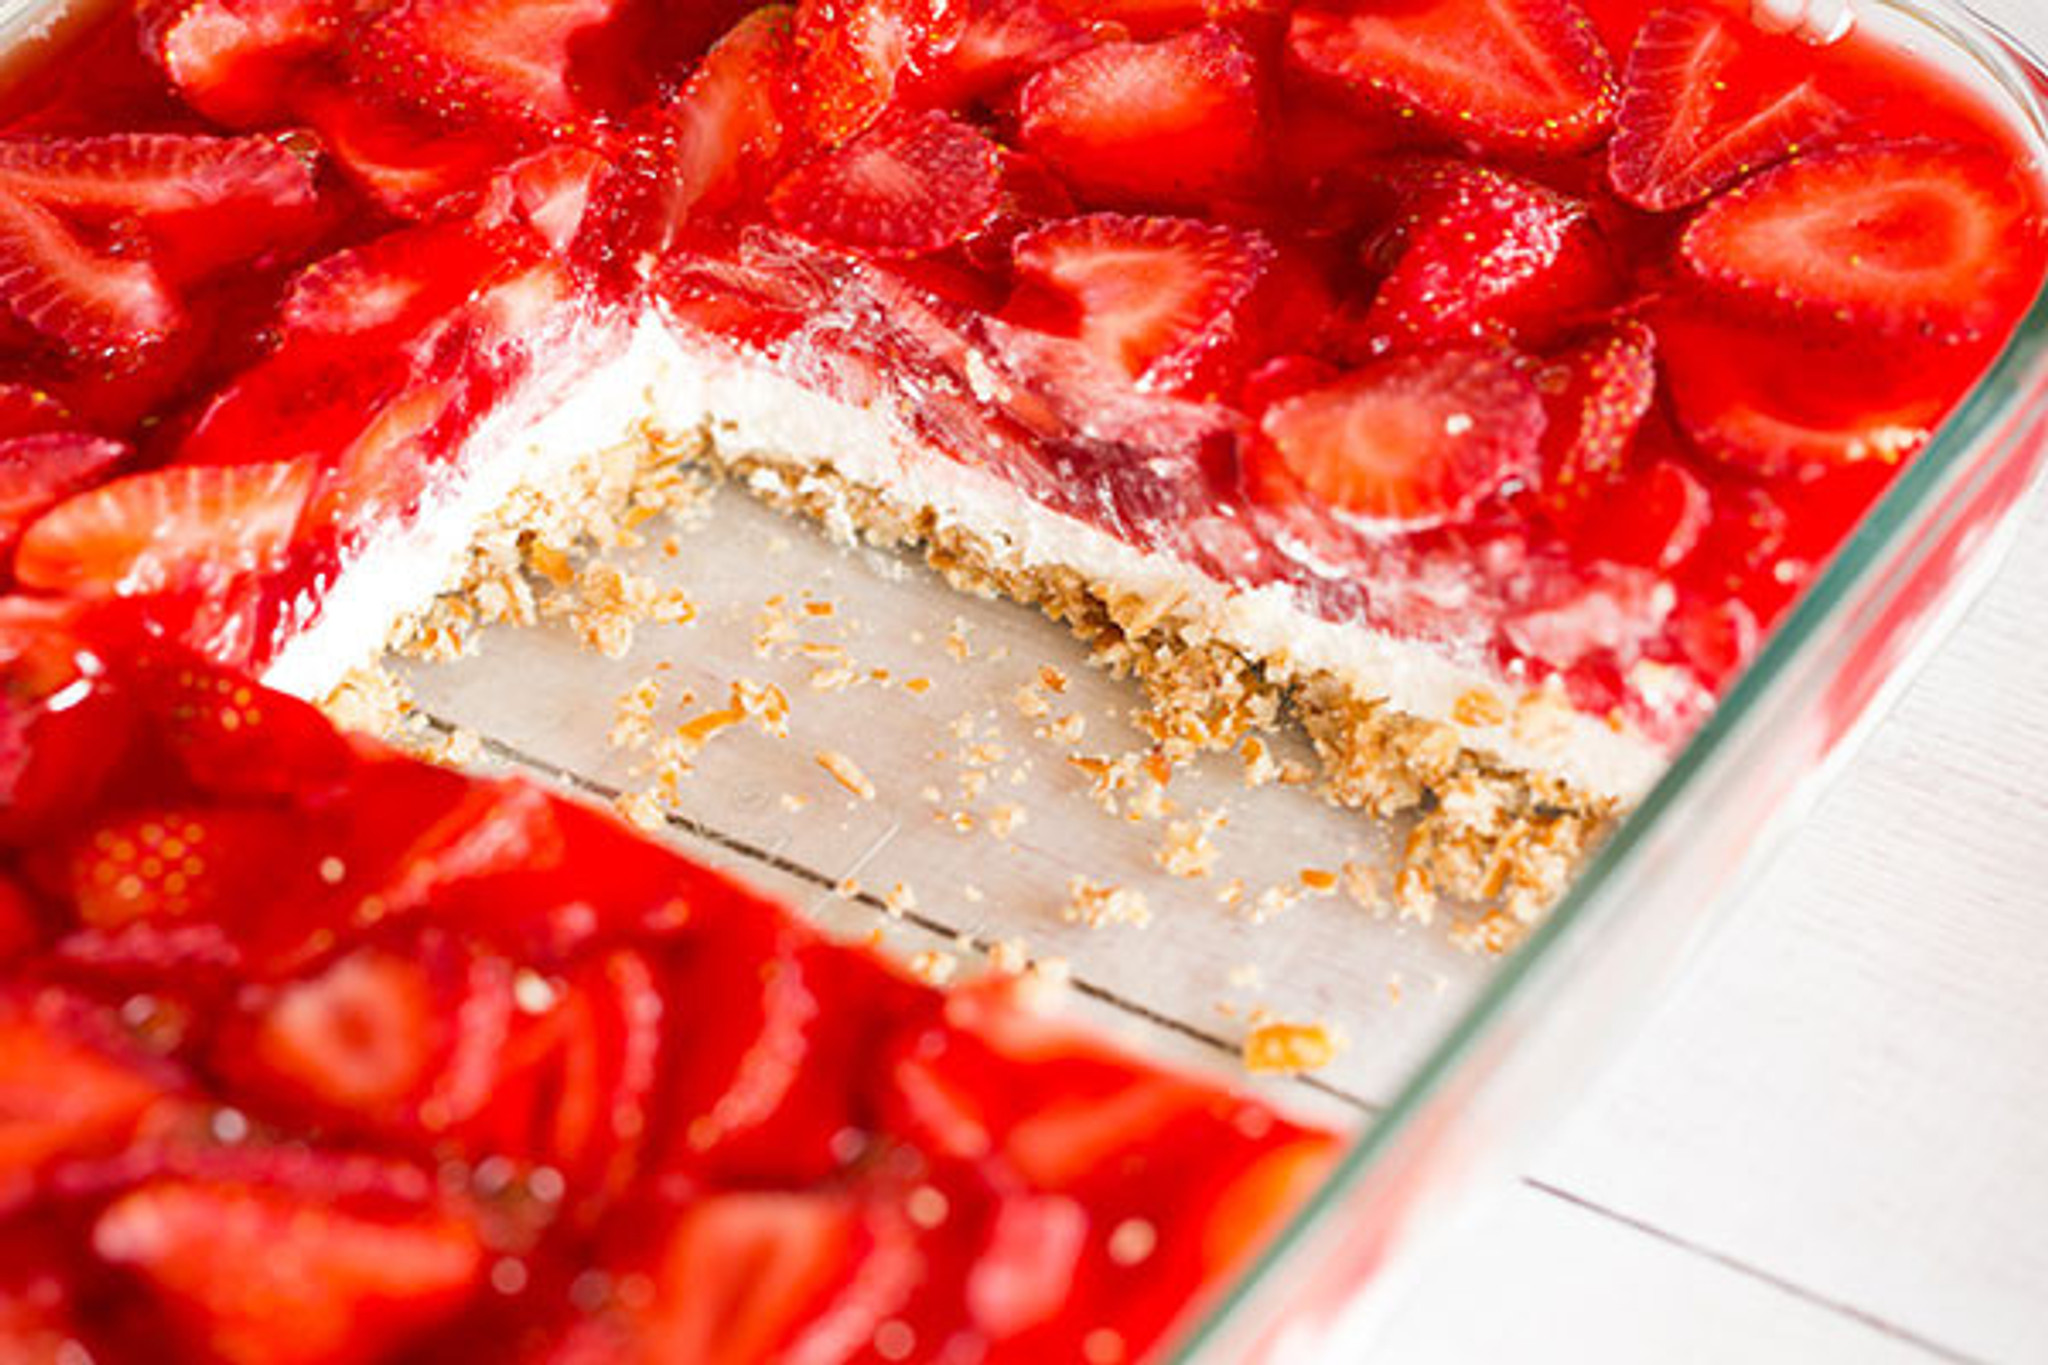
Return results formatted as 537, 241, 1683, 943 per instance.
1169, 0, 2048, 1354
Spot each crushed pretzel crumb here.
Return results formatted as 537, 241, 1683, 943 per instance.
1061, 877, 1151, 930
907, 950, 958, 986
815, 749, 877, 801
1242, 1020, 1341, 1075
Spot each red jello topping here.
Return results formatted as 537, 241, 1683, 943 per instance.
0, 604, 1336, 1362
0, 0, 2032, 742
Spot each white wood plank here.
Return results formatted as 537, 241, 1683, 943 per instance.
1526, 493, 2048, 1363
1367, 1183, 1946, 1365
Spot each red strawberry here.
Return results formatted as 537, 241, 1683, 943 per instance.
1008, 213, 1277, 396
230, 935, 514, 1141
0, 433, 128, 562
664, 5, 800, 225
1680, 140, 2040, 343
1015, 26, 1265, 208
352, 0, 626, 132
0, 600, 139, 847
482, 146, 613, 257
48, 803, 295, 932
1359, 161, 1617, 351
1256, 350, 1545, 526
1656, 305, 1951, 476
769, 110, 1003, 256
911, 0, 1091, 108
794, 0, 964, 146
13, 458, 314, 598
0, 875, 39, 961
92, 1167, 484, 1365
1608, 2, 1842, 212
293, 78, 508, 216
1532, 318, 1656, 506
549, 1189, 918, 1363
137, 652, 353, 800
1287, 0, 1616, 156
0, 989, 174, 1196
142, 0, 348, 126
0, 133, 320, 359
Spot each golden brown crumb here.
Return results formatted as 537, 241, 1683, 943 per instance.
883, 883, 917, 919
907, 950, 958, 986
1452, 687, 1509, 727
833, 876, 861, 900
985, 936, 1030, 975
815, 749, 877, 801
779, 793, 810, 813
1242, 1020, 1341, 1075
1155, 809, 1225, 879
1341, 859, 1381, 909
1037, 664, 1068, 694
1061, 876, 1151, 930
613, 790, 666, 832
985, 804, 1026, 839
609, 677, 662, 752
903, 677, 932, 695
943, 619, 973, 662
1298, 867, 1338, 894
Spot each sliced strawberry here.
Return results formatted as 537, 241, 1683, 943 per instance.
92, 1167, 484, 1365
664, 5, 800, 225
293, 78, 508, 216
1008, 213, 1276, 396
142, 0, 348, 126
1257, 350, 1545, 526
1015, 26, 1265, 208
0, 600, 139, 847
136, 652, 352, 800
283, 223, 512, 341
13, 457, 314, 598
1531, 318, 1656, 507
794, 0, 964, 146
0, 433, 128, 562
1656, 305, 1953, 476
351, 0, 626, 132
1608, 2, 1842, 212
46, 803, 296, 932
1680, 140, 2039, 343
911, 0, 1091, 108
549, 1188, 918, 1363
0, 133, 320, 283
1287, 0, 1616, 156
228, 934, 514, 1142
770, 110, 1003, 256
0, 189, 179, 359
483, 947, 663, 1198
0, 989, 174, 1198
481, 146, 613, 257
1359, 161, 1617, 351
0, 132, 319, 359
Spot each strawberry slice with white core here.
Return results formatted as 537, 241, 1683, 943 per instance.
0, 992, 170, 1181
0, 133, 318, 357
1608, 2, 1841, 212
1361, 161, 1615, 350
144, 0, 348, 126
1259, 350, 1545, 527
13, 458, 314, 597
1287, 0, 1617, 156
769, 110, 1003, 255
355, 0, 625, 131
1533, 318, 1657, 505
1010, 213, 1275, 395
665, 5, 798, 224
1016, 25, 1264, 207
0, 434, 127, 558
1681, 140, 2037, 342
93, 1173, 483, 1365
794, 0, 963, 146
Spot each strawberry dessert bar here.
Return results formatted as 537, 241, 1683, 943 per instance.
0, 0, 2035, 900
0, 600, 1336, 1362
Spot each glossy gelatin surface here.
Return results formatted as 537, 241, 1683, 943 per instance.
0, 0, 2033, 746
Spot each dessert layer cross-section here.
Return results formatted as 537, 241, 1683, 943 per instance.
0, 0, 2042, 827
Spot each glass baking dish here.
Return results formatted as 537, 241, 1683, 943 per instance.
3, 0, 2040, 1356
